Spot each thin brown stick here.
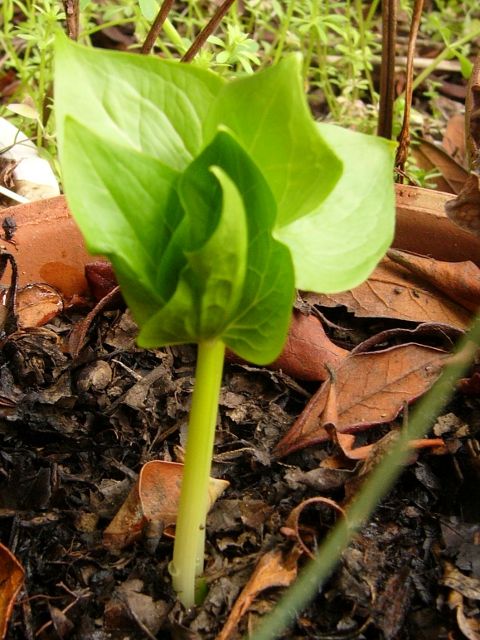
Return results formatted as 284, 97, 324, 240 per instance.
395, 0, 425, 174
181, 0, 236, 63
377, 0, 397, 139
62, 0, 80, 41
141, 0, 175, 55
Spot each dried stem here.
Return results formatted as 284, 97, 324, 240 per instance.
395, 0, 425, 175
141, 0, 175, 55
62, 0, 80, 41
377, 0, 397, 139
181, 0, 236, 63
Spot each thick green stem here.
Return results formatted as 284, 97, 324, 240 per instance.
170, 338, 225, 609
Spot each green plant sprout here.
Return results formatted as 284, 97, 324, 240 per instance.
54, 34, 396, 608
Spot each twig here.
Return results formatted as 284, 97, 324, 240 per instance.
377, 0, 397, 139
181, 0, 236, 63
141, 0, 175, 55
0, 185, 29, 204
395, 0, 425, 175
325, 54, 461, 73
62, 0, 80, 41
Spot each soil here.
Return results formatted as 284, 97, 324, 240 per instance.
1, 296, 479, 640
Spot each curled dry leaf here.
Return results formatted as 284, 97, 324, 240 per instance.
281, 497, 346, 559
215, 547, 301, 640
0, 543, 24, 640
445, 174, 480, 238
85, 260, 118, 301
454, 593, 480, 640
335, 429, 445, 462
16, 283, 64, 328
103, 460, 229, 552
443, 560, 480, 640
412, 138, 469, 194
274, 342, 449, 458
394, 183, 480, 265
387, 249, 480, 312
308, 257, 471, 329
441, 561, 480, 601
269, 310, 348, 381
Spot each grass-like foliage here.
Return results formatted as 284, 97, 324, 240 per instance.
55, 33, 396, 608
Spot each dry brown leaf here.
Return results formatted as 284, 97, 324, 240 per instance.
0, 543, 24, 640
308, 257, 471, 329
269, 311, 348, 381
448, 590, 480, 640
456, 598, 480, 640
387, 249, 480, 312
441, 561, 480, 601
274, 343, 449, 458
215, 547, 300, 640
445, 174, 480, 238
16, 283, 64, 328
412, 138, 469, 194
85, 260, 118, 301
103, 460, 229, 552
227, 310, 348, 381
394, 183, 480, 265
282, 497, 345, 559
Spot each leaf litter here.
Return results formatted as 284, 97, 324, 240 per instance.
0, 252, 479, 639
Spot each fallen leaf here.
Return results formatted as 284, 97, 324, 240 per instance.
269, 311, 348, 381
394, 183, 480, 265
387, 249, 480, 312
445, 174, 480, 238
308, 257, 471, 329
215, 547, 301, 640
104, 579, 169, 637
447, 573, 480, 640
0, 543, 24, 640
85, 260, 118, 301
441, 561, 480, 601
16, 283, 64, 328
226, 310, 348, 381
274, 342, 449, 457
456, 596, 480, 640
103, 460, 229, 552
282, 497, 345, 559
412, 138, 468, 194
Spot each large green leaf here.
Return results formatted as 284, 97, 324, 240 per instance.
139, 131, 295, 364
55, 34, 224, 171
204, 55, 342, 227
62, 117, 181, 321
139, 165, 248, 346
275, 124, 397, 293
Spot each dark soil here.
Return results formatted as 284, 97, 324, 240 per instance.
1, 301, 479, 640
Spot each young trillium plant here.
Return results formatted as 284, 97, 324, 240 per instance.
55, 34, 396, 608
